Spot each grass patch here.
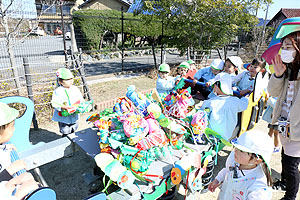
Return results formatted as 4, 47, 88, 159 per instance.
90, 75, 156, 103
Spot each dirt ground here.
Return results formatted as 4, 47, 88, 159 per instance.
27, 75, 294, 200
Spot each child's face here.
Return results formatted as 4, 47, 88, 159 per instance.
59, 78, 74, 88
224, 60, 236, 74
211, 68, 221, 75
234, 148, 258, 166
178, 67, 188, 76
0, 121, 15, 144
189, 64, 196, 70
248, 64, 262, 77
159, 72, 169, 79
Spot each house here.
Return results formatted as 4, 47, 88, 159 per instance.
267, 8, 300, 29
78, 0, 132, 12
35, 0, 88, 34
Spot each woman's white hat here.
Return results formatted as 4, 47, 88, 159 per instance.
211, 72, 233, 95
227, 56, 243, 71
210, 59, 224, 71
231, 130, 274, 172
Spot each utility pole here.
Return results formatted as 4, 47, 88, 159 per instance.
60, 0, 68, 67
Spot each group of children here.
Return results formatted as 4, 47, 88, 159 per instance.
156, 57, 279, 199
0, 61, 279, 199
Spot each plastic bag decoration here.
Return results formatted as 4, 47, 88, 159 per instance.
58, 100, 93, 117
135, 116, 168, 150
119, 113, 149, 145
191, 110, 208, 143
113, 97, 134, 116
126, 85, 150, 116
164, 88, 195, 119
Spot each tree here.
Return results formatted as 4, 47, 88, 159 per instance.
0, 0, 58, 94
138, 0, 273, 59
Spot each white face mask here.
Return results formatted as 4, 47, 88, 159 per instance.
281, 49, 296, 63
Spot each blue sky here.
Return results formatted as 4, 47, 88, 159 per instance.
257, 0, 300, 19
3, 0, 37, 18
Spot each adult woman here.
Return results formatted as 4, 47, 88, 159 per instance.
268, 21, 300, 200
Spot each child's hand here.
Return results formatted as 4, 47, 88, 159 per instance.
5, 144, 17, 151
271, 55, 286, 77
208, 179, 220, 192
239, 89, 251, 96
206, 82, 212, 87
6, 160, 27, 175
62, 106, 76, 113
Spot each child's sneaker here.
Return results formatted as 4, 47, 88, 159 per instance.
273, 147, 280, 153
272, 179, 286, 191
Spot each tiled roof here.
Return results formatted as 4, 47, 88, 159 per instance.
281, 8, 300, 18
267, 8, 300, 26
79, 0, 131, 9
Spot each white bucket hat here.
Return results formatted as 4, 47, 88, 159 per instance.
212, 72, 233, 95
210, 59, 224, 71
231, 130, 274, 172
227, 56, 243, 72
0, 102, 19, 126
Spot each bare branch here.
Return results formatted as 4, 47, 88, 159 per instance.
2, 0, 15, 17
10, 17, 24, 35
11, 1, 58, 46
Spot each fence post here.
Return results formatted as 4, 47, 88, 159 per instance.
72, 54, 94, 111
121, 6, 124, 72
23, 57, 38, 130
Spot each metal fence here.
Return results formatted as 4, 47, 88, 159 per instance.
0, 8, 240, 124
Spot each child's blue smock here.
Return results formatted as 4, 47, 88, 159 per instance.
156, 75, 178, 94
193, 66, 215, 83
201, 95, 248, 140
51, 85, 84, 124
232, 71, 254, 91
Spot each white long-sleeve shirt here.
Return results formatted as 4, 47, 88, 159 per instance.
51, 85, 84, 124
156, 75, 178, 94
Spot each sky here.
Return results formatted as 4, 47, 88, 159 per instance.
3, 0, 37, 19
257, 0, 300, 19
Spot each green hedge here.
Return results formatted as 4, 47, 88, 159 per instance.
73, 10, 166, 50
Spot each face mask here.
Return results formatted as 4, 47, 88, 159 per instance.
281, 49, 296, 63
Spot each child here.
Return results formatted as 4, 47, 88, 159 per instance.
194, 58, 224, 83
262, 96, 280, 153
193, 59, 224, 99
156, 63, 179, 94
224, 56, 243, 76
232, 58, 266, 96
177, 61, 190, 77
208, 130, 274, 200
0, 102, 39, 199
200, 73, 248, 141
187, 59, 196, 70
51, 68, 84, 137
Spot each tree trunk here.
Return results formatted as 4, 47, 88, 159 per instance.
151, 38, 157, 69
